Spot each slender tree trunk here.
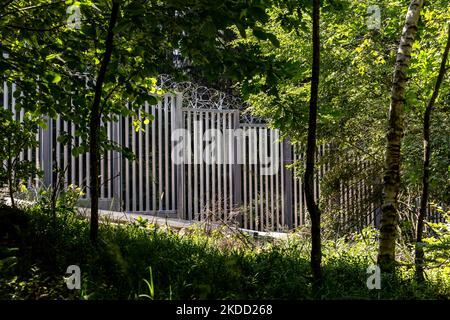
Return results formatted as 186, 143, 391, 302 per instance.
6, 137, 15, 208
51, 146, 57, 225
89, 2, 120, 244
7, 160, 15, 208
415, 23, 450, 282
304, 0, 322, 292
378, 0, 424, 273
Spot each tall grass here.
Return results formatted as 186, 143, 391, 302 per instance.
1, 206, 449, 300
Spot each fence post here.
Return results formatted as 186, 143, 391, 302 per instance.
42, 117, 53, 187
175, 92, 185, 219
3, 80, 8, 110
111, 118, 122, 211
282, 138, 293, 229
232, 110, 242, 225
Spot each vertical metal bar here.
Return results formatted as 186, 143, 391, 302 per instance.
211, 112, 216, 218
107, 122, 112, 199
345, 167, 349, 229
275, 130, 280, 228
55, 117, 61, 177
158, 100, 163, 212
164, 95, 170, 211
15, 85, 24, 161
112, 118, 121, 211
100, 123, 105, 199
293, 146, 298, 227
43, 117, 53, 186
132, 113, 137, 212
35, 127, 41, 188
205, 111, 210, 213
262, 128, 269, 229
313, 145, 317, 202
299, 145, 304, 226
318, 144, 323, 199
78, 133, 83, 193
151, 104, 157, 212
232, 111, 242, 226
270, 134, 275, 230
63, 120, 69, 187
138, 111, 144, 212
217, 113, 222, 221
199, 112, 204, 216
27, 113, 33, 186
258, 128, 263, 230
145, 101, 151, 212
282, 138, 293, 229
193, 112, 199, 218
3, 81, 8, 110
227, 113, 232, 215
105, 123, 110, 200
71, 123, 76, 187
222, 113, 228, 219
170, 96, 176, 212
261, 130, 266, 230
125, 115, 130, 211
248, 127, 253, 230
86, 137, 90, 196
252, 127, 258, 230
175, 93, 184, 218
359, 159, 364, 229
187, 110, 193, 220
12, 83, 16, 112
242, 126, 248, 229
27, 110, 33, 163
348, 153, 353, 229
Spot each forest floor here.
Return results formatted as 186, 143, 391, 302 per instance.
1, 204, 449, 300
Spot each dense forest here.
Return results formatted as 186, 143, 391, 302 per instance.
0, 0, 449, 301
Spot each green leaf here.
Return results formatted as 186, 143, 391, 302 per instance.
267, 34, 280, 48
72, 146, 84, 157
146, 96, 158, 105
50, 73, 62, 84
236, 23, 247, 38
253, 29, 269, 41
200, 21, 217, 36
45, 53, 59, 61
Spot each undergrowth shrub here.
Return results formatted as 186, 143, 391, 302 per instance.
1, 201, 450, 300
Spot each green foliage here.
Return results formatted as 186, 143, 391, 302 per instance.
34, 183, 85, 215
0, 0, 449, 301
0, 205, 29, 243
1, 205, 449, 300
0, 0, 280, 162
232, 0, 449, 231
422, 208, 450, 277
0, 108, 42, 204
402, 4, 450, 203
139, 266, 155, 300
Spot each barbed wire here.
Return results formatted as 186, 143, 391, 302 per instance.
157, 74, 244, 110
157, 74, 265, 124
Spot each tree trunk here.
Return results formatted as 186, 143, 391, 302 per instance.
378, 0, 424, 273
415, 23, 450, 282
89, 2, 120, 244
51, 145, 58, 226
7, 159, 15, 208
6, 136, 15, 208
304, 0, 322, 293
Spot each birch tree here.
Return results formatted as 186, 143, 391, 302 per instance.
378, 0, 424, 272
